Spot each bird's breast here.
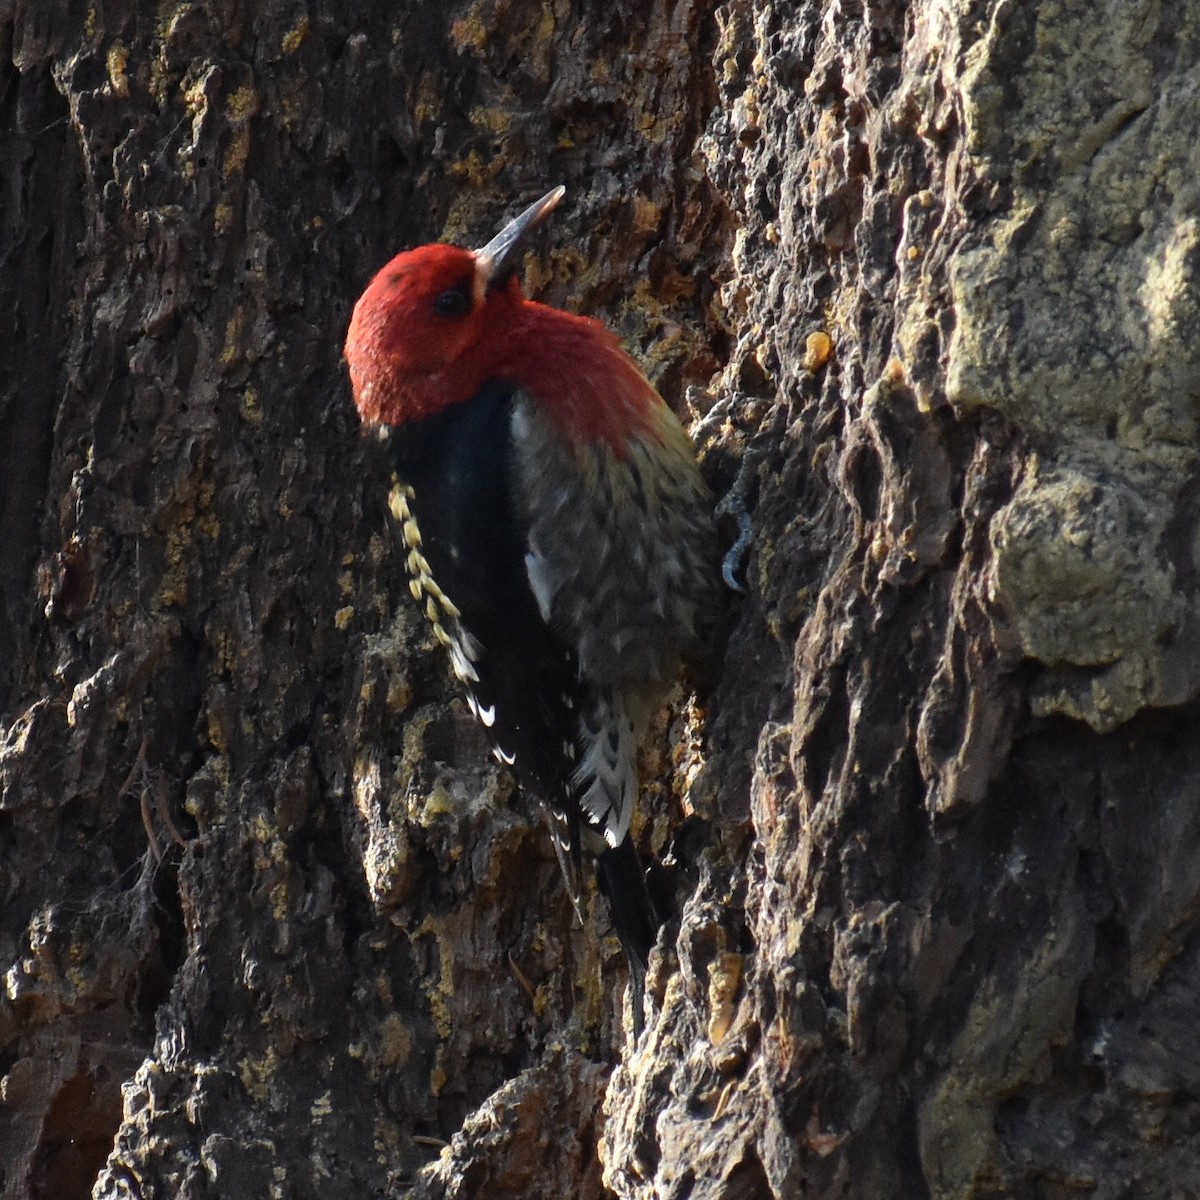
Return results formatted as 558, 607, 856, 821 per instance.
510, 396, 718, 699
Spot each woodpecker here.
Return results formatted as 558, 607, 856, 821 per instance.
344, 187, 717, 1020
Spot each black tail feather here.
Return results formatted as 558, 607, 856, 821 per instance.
596, 838, 662, 1034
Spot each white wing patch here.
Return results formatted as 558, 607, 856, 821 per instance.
571, 692, 637, 849
524, 547, 555, 624
445, 630, 481, 685
465, 694, 497, 727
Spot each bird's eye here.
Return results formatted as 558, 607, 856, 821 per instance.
433, 287, 471, 318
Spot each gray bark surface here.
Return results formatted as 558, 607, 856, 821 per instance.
2, 2, 1199, 1198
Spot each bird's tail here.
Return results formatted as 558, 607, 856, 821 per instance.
596, 837, 662, 1033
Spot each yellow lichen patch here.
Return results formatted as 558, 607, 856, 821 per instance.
214, 202, 234, 235
410, 70, 444, 129
803, 330, 834, 372
449, 4, 488, 52
469, 105, 511, 137
241, 385, 262, 425
533, 0, 555, 51
268, 878, 290, 922
636, 110, 663, 139
573, 928, 610, 1037
377, 1013, 413, 1069
281, 14, 309, 54
182, 73, 209, 120
446, 147, 503, 189
221, 306, 246, 367
250, 811, 279, 849
221, 86, 258, 178
160, 524, 191, 608
148, 50, 171, 109
226, 84, 258, 124
223, 126, 250, 178
240, 1045, 280, 1101
618, 274, 702, 381
738, 85, 761, 133
523, 244, 578, 297
106, 44, 130, 97
269, 86, 302, 133
205, 704, 227, 755
85, 7, 97, 39
420, 780, 458, 821
374, 1116, 403, 1165
386, 676, 412, 713
334, 605, 354, 630
707, 950, 742, 1044
418, 923, 456, 1043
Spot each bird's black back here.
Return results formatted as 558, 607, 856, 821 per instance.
380, 381, 579, 810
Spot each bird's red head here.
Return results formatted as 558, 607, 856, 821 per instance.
344, 187, 663, 449
345, 242, 516, 426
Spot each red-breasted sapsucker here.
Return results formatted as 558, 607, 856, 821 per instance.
343, 187, 717, 1018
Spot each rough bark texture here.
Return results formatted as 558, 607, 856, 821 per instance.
2, 1, 1199, 1198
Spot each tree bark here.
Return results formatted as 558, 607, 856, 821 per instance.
2, 1, 1199, 1198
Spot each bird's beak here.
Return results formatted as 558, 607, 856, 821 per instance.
474, 185, 566, 293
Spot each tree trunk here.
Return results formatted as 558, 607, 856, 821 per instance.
3, 1, 1198, 1197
